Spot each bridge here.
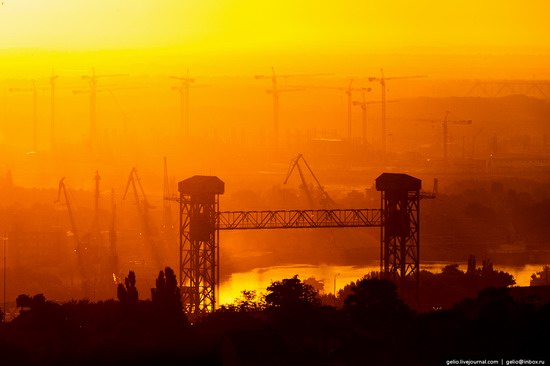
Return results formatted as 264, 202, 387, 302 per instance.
178, 173, 422, 314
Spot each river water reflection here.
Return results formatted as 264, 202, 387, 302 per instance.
219, 262, 543, 305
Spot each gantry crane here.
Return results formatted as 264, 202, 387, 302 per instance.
368, 69, 426, 153
439, 111, 472, 162
284, 154, 335, 208
255, 67, 328, 147
73, 68, 128, 147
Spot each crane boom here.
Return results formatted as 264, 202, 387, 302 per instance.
284, 154, 334, 208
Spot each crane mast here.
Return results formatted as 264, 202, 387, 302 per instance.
369, 69, 426, 154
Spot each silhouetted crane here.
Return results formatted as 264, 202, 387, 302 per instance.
9, 81, 46, 152
368, 69, 426, 153
255, 67, 328, 147
170, 71, 195, 137
439, 111, 472, 162
284, 154, 334, 208
73, 68, 128, 147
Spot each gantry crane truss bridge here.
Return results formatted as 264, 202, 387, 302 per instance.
176, 173, 426, 315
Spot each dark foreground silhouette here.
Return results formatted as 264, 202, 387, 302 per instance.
0, 266, 549, 366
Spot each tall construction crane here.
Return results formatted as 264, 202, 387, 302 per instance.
49, 70, 58, 151
9, 81, 46, 152
255, 67, 328, 147
368, 69, 426, 153
74, 68, 128, 147
292, 79, 371, 141
284, 154, 334, 208
439, 111, 472, 162
170, 71, 194, 137
353, 90, 398, 146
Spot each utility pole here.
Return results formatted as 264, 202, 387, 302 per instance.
368, 70, 426, 154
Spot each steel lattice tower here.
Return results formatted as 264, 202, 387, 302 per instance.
178, 176, 224, 314
376, 173, 421, 297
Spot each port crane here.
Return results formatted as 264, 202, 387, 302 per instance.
284, 154, 335, 208
123, 167, 156, 240
56, 177, 96, 297
368, 69, 426, 153
255, 67, 328, 147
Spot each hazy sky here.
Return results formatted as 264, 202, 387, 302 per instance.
1, 0, 549, 53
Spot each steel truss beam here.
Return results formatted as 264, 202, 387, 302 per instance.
217, 209, 382, 230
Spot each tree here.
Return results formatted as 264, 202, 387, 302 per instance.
344, 278, 411, 327
151, 267, 184, 325
117, 270, 139, 305
265, 275, 320, 310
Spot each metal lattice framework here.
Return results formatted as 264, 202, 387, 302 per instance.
179, 194, 219, 314
217, 209, 381, 230
380, 189, 420, 297
179, 173, 422, 314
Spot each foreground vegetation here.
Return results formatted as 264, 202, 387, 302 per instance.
0, 264, 548, 366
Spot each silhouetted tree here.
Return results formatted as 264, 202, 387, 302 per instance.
265, 275, 320, 310
344, 278, 411, 328
151, 267, 185, 328
117, 270, 139, 305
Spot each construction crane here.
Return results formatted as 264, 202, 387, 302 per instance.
74, 68, 128, 147
255, 67, 329, 147
9, 80, 47, 152
438, 111, 472, 162
284, 154, 334, 208
292, 79, 371, 141
162, 157, 174, 233
353, 90, 398, 146
170, 71, 194, 137
49, 69, 58, 151
368, 69, 426, 153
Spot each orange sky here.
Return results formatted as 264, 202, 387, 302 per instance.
1, 0, 549, 77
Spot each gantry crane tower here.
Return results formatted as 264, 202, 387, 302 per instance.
368, 69, 426, 153
284, 154, 335, 208
255, 67, 327, 147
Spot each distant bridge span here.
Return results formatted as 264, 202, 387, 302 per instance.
177, 173, 423, 315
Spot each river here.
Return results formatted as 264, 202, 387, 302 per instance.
218, 262, 543, 305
